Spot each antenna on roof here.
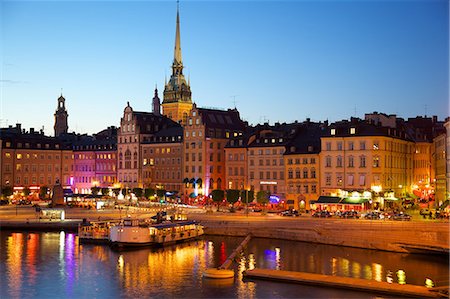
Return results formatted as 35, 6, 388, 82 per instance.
424, 104, 427, 117
230, 95, 238, 108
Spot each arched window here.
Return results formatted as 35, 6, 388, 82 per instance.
295, 168, 300, 179
288, 168, 293, 179
209, 178, 214, 190
310, 168, 316, 179
217, 178, 222, 190
303, 168, 308, 179
124, 150, 131, 169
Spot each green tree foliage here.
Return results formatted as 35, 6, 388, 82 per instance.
112, 188, 121, 196
23, 187, 31, 196
256, 190, 270, 206
132, 188, 143, 198
121, 189, 127, 196
144, 188, 155, 198
211, 189, 225, 203
2, 186, 13, 197
226, 189, 240, 204
101, 188, 109, 196
91, 186, 100, 195
156, 189, 166, 198
39, 186, 49, 199
240, 190, 254, 204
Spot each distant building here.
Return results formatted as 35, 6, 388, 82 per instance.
162, 6, 192, 125
141, 126, 183, 194
320, 118, 414, 210
182, 104, 246, 198
117, 102, 182, 189
54, 94, 69, 137
0, 124, 73, 197
72, 127, 118, 194
284, 120, 326, 210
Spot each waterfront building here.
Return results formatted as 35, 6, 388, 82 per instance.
224, 132, 251, 193
319, 118, 414, 210
182, 104, 246, 199
54, 94, 69, 137
117, 101, 181, 190
141, 126, 183, 194
247, 122, 301, 204
434, 131, 446, 205
284, 120, 326, 210
162, 5, 192, 125
405, 116, 445, 204
445, 118, 450, 203
0, 124, 73, 198
72, 127, 118, 194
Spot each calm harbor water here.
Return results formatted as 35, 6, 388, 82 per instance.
0, 231, 448, 299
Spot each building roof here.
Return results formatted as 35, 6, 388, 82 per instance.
197, 107, 246, 133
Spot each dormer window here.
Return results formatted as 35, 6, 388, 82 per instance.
331, 129, 336, 135
350, 127, 356, 134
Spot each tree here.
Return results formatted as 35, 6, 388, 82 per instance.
112, 188, 121, 197
211, 189, 225, 211
132, 188, 143, 198
39, 186, 49, 199
240, 190, 254, 204
226, 189, 240, 205
121, 188, 127, 196
91, 186, 100, 195
144, 188, 155, 199
23, 187, 31, 197
2, 186, 13, 198
256, 190, 270, 206
156, 189, 166, 198
101, 188, 109, 196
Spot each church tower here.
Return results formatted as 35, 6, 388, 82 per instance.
54, 93, 68, 137
162, 3, 192, 125
152, 86, 161, 116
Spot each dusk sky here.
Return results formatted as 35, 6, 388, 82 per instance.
1, 0, 448, 135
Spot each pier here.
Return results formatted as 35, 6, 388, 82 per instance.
243, 269, 447, 298
203, 233, 252, 279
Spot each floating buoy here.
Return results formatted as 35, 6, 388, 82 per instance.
203, 268, 234, 279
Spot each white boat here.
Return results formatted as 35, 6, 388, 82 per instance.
78, 220, 121, 244
109, 218, 204, 248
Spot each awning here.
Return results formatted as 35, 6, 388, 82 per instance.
384, 197, 399, 201
310, 196, 341, 204
341, 197, 369, 204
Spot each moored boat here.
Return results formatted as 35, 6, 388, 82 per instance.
78, 220, 120, 244
109, 217, 203, 248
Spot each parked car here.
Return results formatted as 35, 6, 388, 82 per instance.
392, 212, 412, 221
312, 210, 332, 218
280, 209, 300, 217
364, 211, 381, 220
340, 210, 359, 219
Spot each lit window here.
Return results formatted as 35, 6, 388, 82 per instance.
350, 127, 356, 134
16, 154, 22, 159
331, 129, 336, 135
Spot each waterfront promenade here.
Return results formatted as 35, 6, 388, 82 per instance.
1, 205, 449, 254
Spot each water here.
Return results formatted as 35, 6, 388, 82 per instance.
0, 231, 448, 298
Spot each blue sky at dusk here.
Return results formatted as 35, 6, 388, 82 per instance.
1, 0, 448, 135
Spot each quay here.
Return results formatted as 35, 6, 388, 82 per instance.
243, 269, 447, 298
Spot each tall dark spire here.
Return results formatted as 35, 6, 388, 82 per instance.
153, 85, 161, 116
174, 1, 182, 66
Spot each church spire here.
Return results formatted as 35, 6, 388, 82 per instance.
174, 1, 182, 66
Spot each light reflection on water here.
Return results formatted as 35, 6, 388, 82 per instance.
0, 232, 448, 299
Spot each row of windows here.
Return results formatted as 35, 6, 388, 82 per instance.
249, 159, 284, 166
4, 142, 59, 149
324, 174, 367, 186
14, 164, 62, 172
228, 167, 245, 176
14, 175, 60, 185
287, 184, 317, 194
287, 168, 316, 179
325, 156, 368, 168
249, 171, 285, 180
287, 158, 316, 165
249, 149, 285, 156
6, 153, 66, 160
75, 164, 116, 172
227, 153, 246, 161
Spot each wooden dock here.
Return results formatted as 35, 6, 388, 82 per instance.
243, 269, 447, 298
